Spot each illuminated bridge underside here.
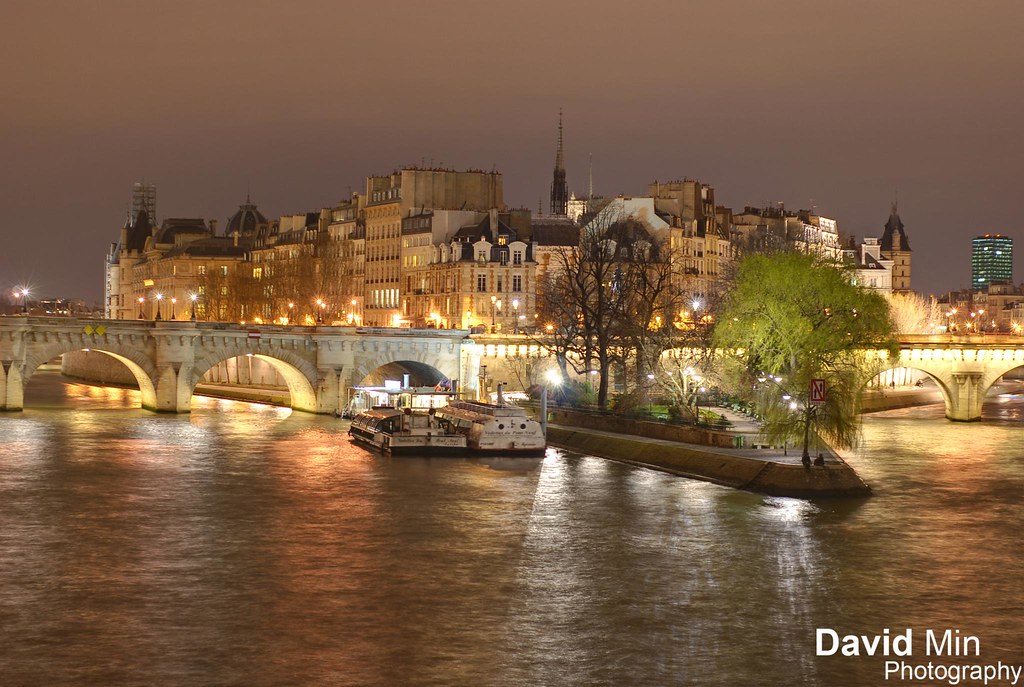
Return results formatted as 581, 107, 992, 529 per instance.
868, 336, 1024, 421
0, 318, 467, 414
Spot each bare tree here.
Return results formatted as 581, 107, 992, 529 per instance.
887, 292, 941, 335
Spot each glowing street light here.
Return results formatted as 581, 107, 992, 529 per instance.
190, 293, 198, 321
137, 296, 145, 319
171, 297, 177, 320
512, 298, 520, 333
155, 293, 163, 321
14, 288, 30, 314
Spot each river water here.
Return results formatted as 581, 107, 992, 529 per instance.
0, 372, 1021, 686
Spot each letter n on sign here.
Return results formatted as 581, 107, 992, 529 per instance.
810, 379, 826, 406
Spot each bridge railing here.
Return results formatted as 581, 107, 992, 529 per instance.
897, 333, 1024, 346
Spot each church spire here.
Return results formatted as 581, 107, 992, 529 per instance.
550, 109, 568, 215
588, 152, 593, 199
555, 109, 565, 171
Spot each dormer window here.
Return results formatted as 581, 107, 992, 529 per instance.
497, 235, 508, 245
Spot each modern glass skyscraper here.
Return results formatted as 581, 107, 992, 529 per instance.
971, 234, 1013, 288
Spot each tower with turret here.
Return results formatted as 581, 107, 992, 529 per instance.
880, 202, 912, 293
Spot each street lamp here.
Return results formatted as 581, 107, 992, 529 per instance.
14, 288, 29, 314
512, 298, 519, 333
155, 293, 163, 321
138, 296, 145, 319
490, 295, 497, 330
171, 297, 177, 320
316, 298, 325, 324
190, 293, 198, 321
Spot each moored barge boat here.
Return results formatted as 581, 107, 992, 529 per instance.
433, 400, 546, 455
348, 406, 468, 455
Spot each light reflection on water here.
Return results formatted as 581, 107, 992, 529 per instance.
0, 372, 1020, 686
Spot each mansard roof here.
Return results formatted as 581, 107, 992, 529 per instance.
162, 236, 250, 259
530, 219, 580, 246
453, 215, 520, 243
155, 218, 210, 244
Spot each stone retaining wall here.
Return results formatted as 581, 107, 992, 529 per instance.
546, 426, 871, 498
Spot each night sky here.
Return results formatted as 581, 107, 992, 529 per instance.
4, 0, 1022, 302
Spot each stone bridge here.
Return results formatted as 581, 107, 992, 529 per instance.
467, 333, 1024, 423
0, 317, 470, 414
866, 334, 1024, 421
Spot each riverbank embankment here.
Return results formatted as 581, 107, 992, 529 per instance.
507, 406, 870, 498
543, 418, 871, 499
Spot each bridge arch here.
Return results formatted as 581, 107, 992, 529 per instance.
354, 360, 448, 387
350, 345, 456, 388
186, 348, 319, 413
18, 343, 160, 411
867, 359, 956, 410
866, 346, 1024, 421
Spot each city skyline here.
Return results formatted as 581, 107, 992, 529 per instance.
3, 1, 1023, 301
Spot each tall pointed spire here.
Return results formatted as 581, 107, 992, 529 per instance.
588, 152, 593, 199
550, 109, 568, 215
555, 109, 565, 171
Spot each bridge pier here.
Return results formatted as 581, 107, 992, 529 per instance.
2, 362, 24, 411
945, 370, 985, 422
313, 367, 342, 414
154, 364, 185, 413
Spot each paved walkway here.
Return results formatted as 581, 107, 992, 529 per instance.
547, 421, 835, 466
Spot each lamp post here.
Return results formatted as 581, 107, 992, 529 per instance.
14, 289, 29, 314
646, 372, 655, 415
138, 296, 146, 319
541, 367, 564, 436
316, 298, 325, 324
155, 293, 163, 321
512, 298, 519, 333
171, 297, 177, 320
190, 293, 198, 321
490, 295, 497, 330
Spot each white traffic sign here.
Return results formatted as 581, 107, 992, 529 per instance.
810, 378, 826, 406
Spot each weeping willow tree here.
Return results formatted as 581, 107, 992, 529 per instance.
715, 252, 898, 464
